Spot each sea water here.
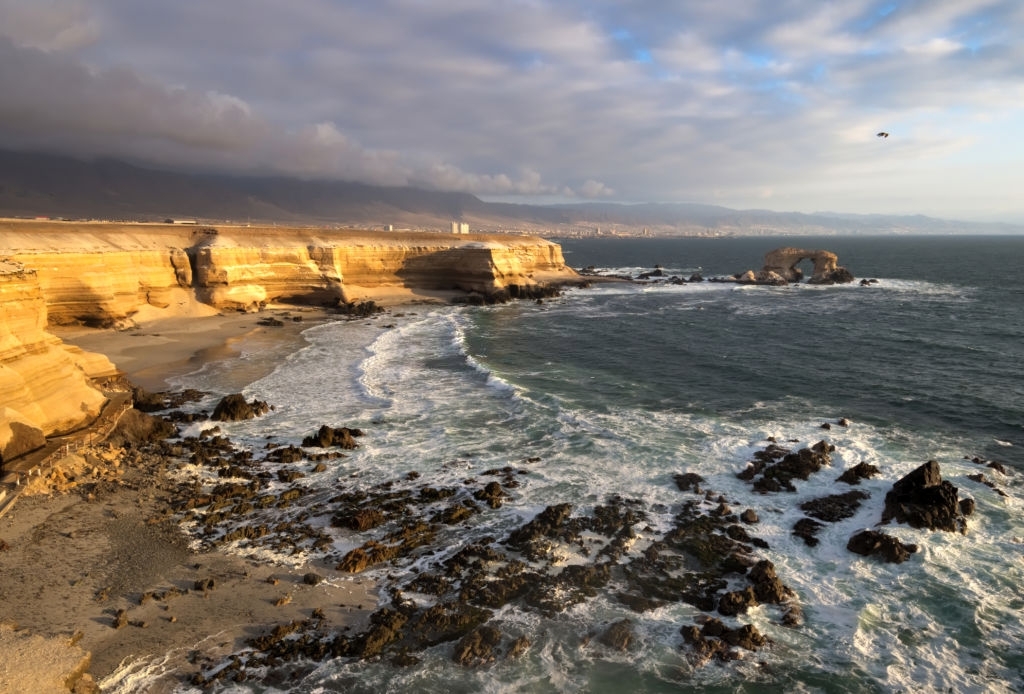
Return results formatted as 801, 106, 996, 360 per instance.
116, 235, 1024, 693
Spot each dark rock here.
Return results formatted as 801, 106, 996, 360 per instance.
194, 577, 216, 592
800, 490, 870, 522
506, 635, 531, 660
336, 300, 384, 317
473, 481, 505, 509
721, 623, 768, 650
792, 517, 825, 547
882, 460, 966, 532
599, 619, 635, 651
674, 472, 705, 492
212, 394, 269, 422
748, 560, 792, 604
739, 509, 759, 524
303, 572, 324, 586
837, 461, 881, 485
302, 425, 361, 449
718, 587, 757, 616
616, 592, 668, 613
333, 508, 387, 532
750, 443, 833, 493
452, 625, 502, 666
847, 529, 918, 563
960, 498, 976, 516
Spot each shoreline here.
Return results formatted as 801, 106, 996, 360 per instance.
1, 306, 380, 691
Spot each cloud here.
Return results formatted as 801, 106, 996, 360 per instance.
0, 0, 99, 51
0, 0, 1021, 219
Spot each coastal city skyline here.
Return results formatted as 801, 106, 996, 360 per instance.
1, 1, 1022, 223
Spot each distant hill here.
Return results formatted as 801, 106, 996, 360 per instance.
1, 149, 1019, 236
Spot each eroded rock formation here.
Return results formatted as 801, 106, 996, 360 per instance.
0, 260, 114, 459
3, 221, 581, 320
735, 247, 854, 286
762, 247, 855, 285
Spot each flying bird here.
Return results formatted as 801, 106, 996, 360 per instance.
877, 132, 889, 138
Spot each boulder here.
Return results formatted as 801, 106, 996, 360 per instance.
211, 394, 269, 422
599, 619, 635, 651
837, 461, 881, 485
302, 424, 361, 449
881, 460, 966, 532
847, 529, 918, 563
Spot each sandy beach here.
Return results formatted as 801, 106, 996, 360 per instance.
0, 307, 378, 692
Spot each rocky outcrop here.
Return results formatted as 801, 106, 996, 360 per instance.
881, 460, 968, 533
735, 247, 854, 286
0, 261, 114, 459
211, 394, 270, 422
2, 221, 581, 320
847, 530, 918, 563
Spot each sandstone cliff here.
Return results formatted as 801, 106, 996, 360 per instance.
2, 221, 580, 319
0, 260, 113, 462
0, 221, 579, 450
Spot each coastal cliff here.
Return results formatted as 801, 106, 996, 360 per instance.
0, 220, 579, 445
2, 221, 580, 318
0, 260, 114, 462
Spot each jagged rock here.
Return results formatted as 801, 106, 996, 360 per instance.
837, 461, 881, 485
599, 618, 635, 651
750, 442, 833, 492
452, 625, 502, 666
847, 529, 918, 563
748, 560, 792, 604
718, 587, 757, 616
211, 394, 269, 421
506, 635, 531, 659
473, 481, 505, 509
792, 517, 825, 547
882, 460, 966, 532
674, 472, 705, 492
721, 623, 768, 650
302, 424, 361, 449
107, 409, 176, 446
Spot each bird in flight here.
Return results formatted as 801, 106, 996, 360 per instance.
877, 132, 889, 138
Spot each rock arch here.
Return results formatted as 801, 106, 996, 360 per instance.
761, 247, 853, 285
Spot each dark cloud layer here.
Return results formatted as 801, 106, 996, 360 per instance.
1, 0, 1021, 219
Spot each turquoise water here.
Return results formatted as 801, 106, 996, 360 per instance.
113, 236, 1024, 693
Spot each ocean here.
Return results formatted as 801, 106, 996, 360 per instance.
116, 235, 1024, 693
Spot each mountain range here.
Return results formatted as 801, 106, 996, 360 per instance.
1, 149, 1019, 236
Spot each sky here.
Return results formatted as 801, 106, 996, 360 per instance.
0, 1, 1022, 222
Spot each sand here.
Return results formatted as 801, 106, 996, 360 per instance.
0, 306, 378, 691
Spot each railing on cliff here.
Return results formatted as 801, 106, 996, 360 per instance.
3, 392, 134, 489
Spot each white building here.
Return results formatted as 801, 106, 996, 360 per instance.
451, 221, 469, 234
